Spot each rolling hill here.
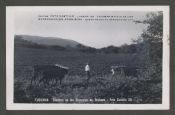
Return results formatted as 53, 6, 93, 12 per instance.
14, 35, 137, 54
15, 35, 81, 48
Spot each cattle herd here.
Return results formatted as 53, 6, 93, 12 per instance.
30, 64, 140, 87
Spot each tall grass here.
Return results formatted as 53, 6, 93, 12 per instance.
14, 47, 162, 104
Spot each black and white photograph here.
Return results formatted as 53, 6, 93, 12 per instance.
6, 6, 170, 110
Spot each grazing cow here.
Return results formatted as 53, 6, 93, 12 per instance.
30, 64, 69, 86
112, 65, 138, 77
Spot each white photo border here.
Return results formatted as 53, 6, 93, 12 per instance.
6, 6, 170, 110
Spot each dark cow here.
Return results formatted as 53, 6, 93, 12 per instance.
30, 64, 69, 86
112, 65, 138, 77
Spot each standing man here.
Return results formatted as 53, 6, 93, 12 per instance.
111, 67, 115, 76
85, 63, 91, 81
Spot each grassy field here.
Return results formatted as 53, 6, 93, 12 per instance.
14, 47, 162, 104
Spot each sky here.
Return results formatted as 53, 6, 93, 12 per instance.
14, 11, 151, 48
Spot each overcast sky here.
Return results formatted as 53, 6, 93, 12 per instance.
15, 11, 152, 48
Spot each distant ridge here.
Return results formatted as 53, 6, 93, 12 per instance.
15, 35, 81, 48
14, 35, 137, 54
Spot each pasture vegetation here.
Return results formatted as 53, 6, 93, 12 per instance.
14, 47, 161, 104
14, 12, 162, 104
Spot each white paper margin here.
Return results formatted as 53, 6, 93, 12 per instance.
6, 6, 170, 110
